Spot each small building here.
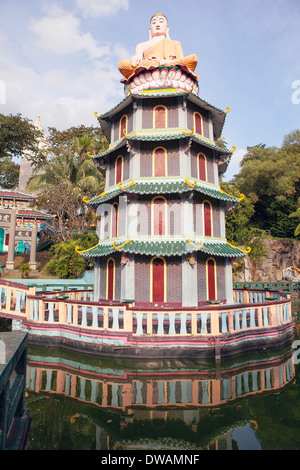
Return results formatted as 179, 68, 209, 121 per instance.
0, 189, 53, 271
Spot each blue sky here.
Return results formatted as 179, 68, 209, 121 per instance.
0, 0, 300, 180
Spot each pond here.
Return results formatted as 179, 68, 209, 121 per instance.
25, 327, 300, 451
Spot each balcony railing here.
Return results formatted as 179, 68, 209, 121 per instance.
0, 280, 293, 340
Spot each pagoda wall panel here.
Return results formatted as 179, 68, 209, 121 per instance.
141, 97, 179, 129
186, 102, 210, 139
197, 253, 208, 301
190, 145, 215, 183
113, 104, 133, 141
166, 257, 182, 303
134, 254, 151, 303
139, 141, 180, 178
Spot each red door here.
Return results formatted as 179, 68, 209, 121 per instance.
194, 113, 202, 134
107, 259, 115, 300
204, 202, 212, 237
198, 154, 206, 181
155, 106, 166, 128
152, 258, 165, 302
116, 156, 122, 184
154, 148, 166, 177
207, 259, 216, 300
120, 116, 127, 138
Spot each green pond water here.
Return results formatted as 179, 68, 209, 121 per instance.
24, 299, 300, 451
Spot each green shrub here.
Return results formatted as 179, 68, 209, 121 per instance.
46, 231, 97, 279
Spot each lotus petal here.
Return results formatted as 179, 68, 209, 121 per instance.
175, 69, 182, 80
139, 73, 146, 84
133, 76, 141, 86
179, 74, 187, 82
160, 68, 168, 80
145, 72, 152, 82
168, 67, 176, 80
152, 70, 160, 81
149, 81, 158, 89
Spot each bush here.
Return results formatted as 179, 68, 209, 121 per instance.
46, 231, 97, 279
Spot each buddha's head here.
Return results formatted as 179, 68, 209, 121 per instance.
149, 13, 170, 39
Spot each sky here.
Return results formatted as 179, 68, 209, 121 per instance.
0, 0, 300, 181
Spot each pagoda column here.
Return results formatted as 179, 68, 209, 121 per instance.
29, 223, 37, 271
6, 206, 17, 271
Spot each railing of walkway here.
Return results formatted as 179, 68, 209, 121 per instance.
0, 280, 293, 339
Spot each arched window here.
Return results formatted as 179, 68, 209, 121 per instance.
111, 202, 119, 238
198, 153, 207, 181
150, 256, 166, 302
119, 115, 128, 139
153, 147, 167, 177
115, 155, 123, 184
193, 112, 203, 135
152, 196, 167, 236
106, 258, 115, 300
206, 258, 217, 301
154, 105, 167, 128
203, 200, 212, 237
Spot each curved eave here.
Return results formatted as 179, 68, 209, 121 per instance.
97, 91, 227, 141
78, 239, 249, 259
92, 129, 232, 161
84, 178, 240, 207
0, 189, 35, 202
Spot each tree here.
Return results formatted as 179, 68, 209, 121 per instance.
26, 125, 106, 243
45, 231, 98, 278
0, 113, 43, 189
233, 132, 300, 238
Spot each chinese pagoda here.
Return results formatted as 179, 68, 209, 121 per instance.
80, 13, 248, 307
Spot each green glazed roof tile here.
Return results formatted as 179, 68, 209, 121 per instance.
85, 178, 240, 206
93, 128, 231, 159
78, 239, 248, 259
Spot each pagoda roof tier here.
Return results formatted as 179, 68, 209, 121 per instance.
92, 128, 232, 160
0, 189, 35, 201
77, 238, 249, 259
97, 91, 227, 141
84, 178, 241, 207
17, 209, 53, 220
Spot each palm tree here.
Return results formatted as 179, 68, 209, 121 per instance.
25, 127, 106, 241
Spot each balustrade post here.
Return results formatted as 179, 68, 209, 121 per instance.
210, 311, 220, 336
103, 307, 109, 329
191, 311, 197, 335
257, 307, 263, 328
147, 312, 152, 335
73, 304, 78, 326
58, 301, 67, 324
39, 299, 45, 323
228, 311, 234, 333
5, 287, 11, 311
243, 290, 250, 304
123, 307, 132, 332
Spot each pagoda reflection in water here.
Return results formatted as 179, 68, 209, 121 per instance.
25, 344, 295, 450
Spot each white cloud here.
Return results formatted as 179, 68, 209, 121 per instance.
30, 11, 109, 58
76, 0, 129, 18
223, 148, 247, 182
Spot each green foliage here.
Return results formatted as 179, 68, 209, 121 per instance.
233, 131, 300, 238
0, 157, 20, 189
27, 125, 106, 243
289, 199, 300, 237
0, 113, 42, 189
18, 262, 31, 277
46, 231, 98, 279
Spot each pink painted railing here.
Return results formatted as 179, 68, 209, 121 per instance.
0, 280, 293, 339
